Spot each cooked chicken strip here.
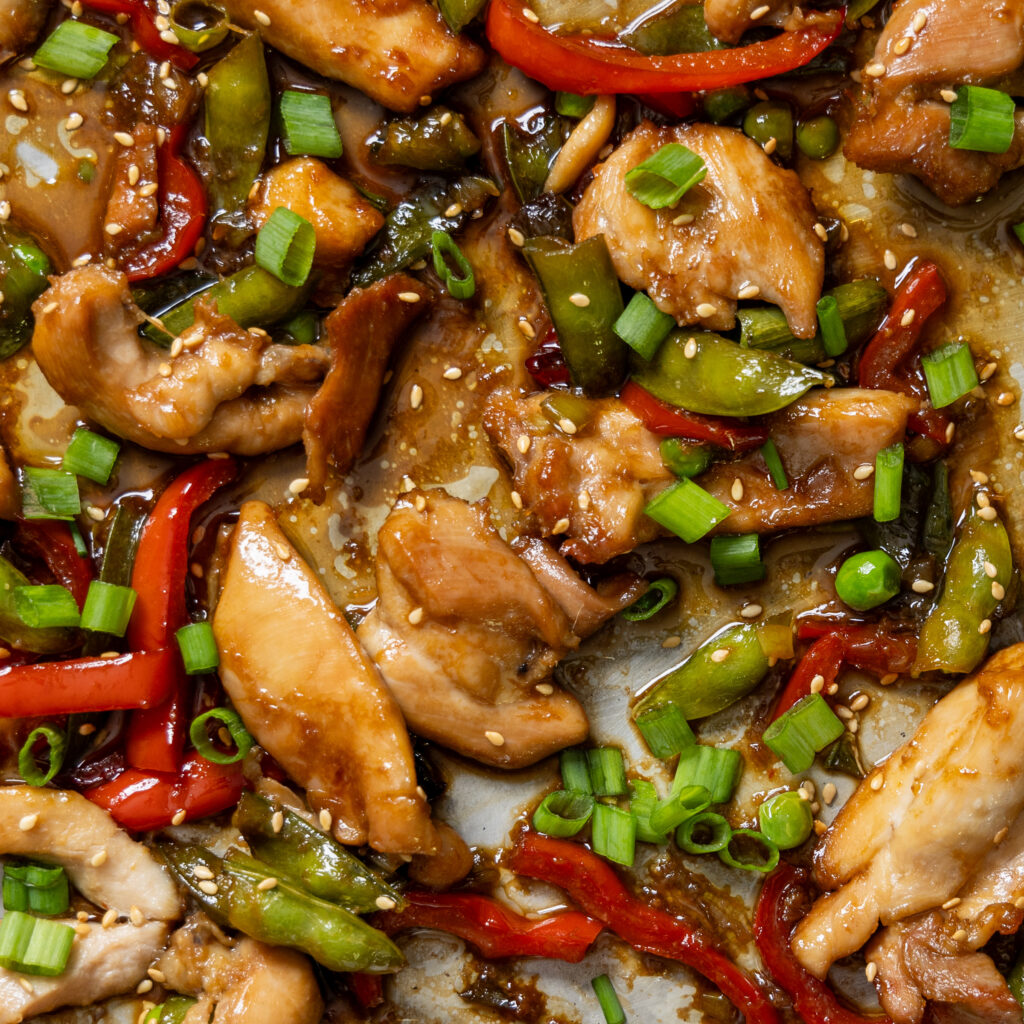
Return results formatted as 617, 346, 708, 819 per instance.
0, 443, 19, 519
218, 0, 484, 113
574, 122, 824, 338
0, 787, 180, 920
31, 267, 327, 456
0, 921, 168, 1024
703, 0, 793, 43
357, 491, 590, 768
792, 644, 1024, 979
213, 500, 439, 854
0, 0, 50, 62
30, 996, 150, 1024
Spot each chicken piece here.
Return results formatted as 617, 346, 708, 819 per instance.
32, 266, 328, 456
249, 158, 384, 268
357, 491, 591, 769
0, 0, 51, 62
699, 388, 916, 534
0, 787, 181, 920
213, 500, 439, 855
303, 275, 430, 502
103, 124, 160, 254
0, 921, 168, 1024
0, 443, 19, 519
483, 388, 673, 564
703, 0, 794, 43
29, 996, 151, 1024
574, 122, 824, 338
158, 916, 322, 1024
217, 0, 484, 113
844, 0, 1024, 204
791, 644, 1024, 979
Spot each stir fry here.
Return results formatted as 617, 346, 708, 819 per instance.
0, 0, 1022, 1022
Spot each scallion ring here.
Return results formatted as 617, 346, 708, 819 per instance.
635, 703, 695, 758
675, 811, 731, 854
431, 230, 475, 300
718, 829, 780, 873
625, 143, 707, 210
189, 707, 254, 765
169, 0, 230, 52
620, 577, 678, 622
17, 725, 67, 788
255, 207, 317, 288
532, 790, 595, 837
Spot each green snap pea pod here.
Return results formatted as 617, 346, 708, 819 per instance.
352, 176, 498, 286
0, 229, 51, 361
437, 0, 487, 31
204, 32, 270, 231
922, 462, 954, 562
633, 623, 771, 721
619, 3, 725, 55
913, 508, 1013, 675
0, 556, 78, 654
502, 114, 564, 203
736, 280, 888, 363
523, 235, 628, 396
372, 107, 481, 172
631, 331, 831, 417
232, 792, 403, 914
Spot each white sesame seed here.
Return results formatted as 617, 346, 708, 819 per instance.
90, 849, 108, 867
157, 362, 172, 378
65, 112, 84, 130
484, 730, 505, 746
198, 879, 219, 896
113, 131, 135, 147
893, 35, 912, 54
129, 905, 144, 927
516, 434, 531, 454
375, 894, 397, 909
865, 961, 878, 983
695, 302, 717, 318
271, 811, 284, 833
945, 421, 956, 443
18, 977, 33, 994
254, 7, 271, 24
737, 284, 760, 300
517, 318, 535, 339
557, 417, 577, 435
992, 581, 1006, 601
836, 705, 854, 720
1015, 427, 1024, 441
78, 723, 96, 736
397, 291, 421, 303
148, 968, 167, 984
911, 579, 934, 593
193, 865, 215, 880
18, 814, 38, 831
880, 673, 898, 686
850, 693, 870, 711
522, 6, 539, 22
8, 90, 28, 111
997, 391, 1015, 406
899, 222, 917, 238
740, 604, 763, 619
444, 203, 462, 219
319, 808, 333, 830
439, 111, 453, 127
409, 383, 424, 410
980, 362, 997, 382
979, 505, 998, 521
569, 292, 590, 307
970, 469, 989, 484
535, 682, 555, 694
951, 928, 969, 942
710, 648, 730, 663
40, 299, 57, 313
813, 222, 828, 242
822, 782, 837, 805
408, 606, 424, 625
510, 490, 523, 509
763, 136, 777, 156
61, 78, 78, 94
101, 908, 118, 928
507, 226, 526, 247
979, 618, 993, 634
883, 249, 897, 271
104, 222, 124, 236
900, 308, 916, 327
941, 897, 961, 910
442, 366, 462, 380
810, 674, 825, 694
662, 635, 682, 648
911, 10, 928, 31
853, 463, 874, 481
985, 560, 999, 578
578, 489, 591, 510
0, 202, 10, 223
553, 517, 571, 534
683, 337, 698, 359
71, 254, 91, 267
413, 494, 427, 511
864, 62, 886, 77
288, 477, 309, 496
159, 29, 180, 44
940, 88, 957, 103
137, 980, 154, 995
731, 478, 744, 502
139, 182, 160, 197
750, 3, 770, 17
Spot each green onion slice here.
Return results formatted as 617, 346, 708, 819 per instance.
145, 998, 199, 1024
676, 811, 731, 854
762, 693, 844, 774
176, 621, 220, 675
672, 745, 741, 804
757, 791, 814, 850
80, 581, 137, 636
613, 292, 675, 361
18, 725, 67, 788
34, 20, 118, 79
279, 90, 343, 159
620, 577, 678, 622
659, 438, 713, 480
61, 428, 120, 485
591, 803, 636, 867
69, 522, 88, 558
532, 790, 595, 837
592, 973, 627, 1024
718, 829, 780, 873
629, 779, 671, 844
560, 749, 593, 794
709, 533, 765, 586
873, 443, 904, 523
760, 438, 789, 490
815, 294, 847, 357
644, 478, 731, 543
0, 911, 36, 972
21, 468, 80, 521
169, 0, 230, 52
189, 707, 254, 765
625, 143, 707, 210
921, 342, 979, 409
949, 85, 1016, 154
587, 747, 628, 797
431, 230, 475, 300
649, 784, 711, 834
635, 703, 696, 758
3, 862, 69, 917
255, 207, 316, 288
0, 911, 75, 976
14, 585, 80, 629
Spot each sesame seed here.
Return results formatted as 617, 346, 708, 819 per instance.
810, 674, 825, 694
65, 112, 84, 130
883, 249, 897, 270
484, 730, 505, 746
992, 581, 1006, 601
18, 977, 33, 994
900, 308, 916, 327
18, 814, 38, 831
750, 3, 770, 16
985, 560, 999, 578
419, 94, 433, 106
941, 897, 961, 910
157, 362, 172, 378
287, 477, 309, 497
695, 302, 717, 318
0, 202, 10, 223
375, 894, 397, 910
198, 880, 219, 896
868, 773, 884, 792
522, 6, 539, 22
578, 489, 591, 510
72, 254, 91, 267
193, 865, 215, 880
442, 366, 462, 380
853, 463, 874, 481
864, 62, 886, 77
740, 604, 762, 619
979, 506, 998, 521
197, 71, 209, 87
517, 318, 535, 339
1015, 427, 1024, 441
516, 434, 531, 454
865, 961, 878, 983
731, 478, 744, 502
847, 718, 859, 733
169, 337, 184, 359
78, 723, 96, 736
407, 606, 424, 625
74, 922, 91, 937
413, 494, 426, 511
762, 136, 777, 156
254, 7, 271, 23
100, 651, 119, 659
137, 980, 154, 995
319, 808, 333, 830
893, 35, 912, 54
945, 421, 956, 443
880, 673, 898, 686
940, 88, 958, 103
536, 682, 555, 694
507, 226, 525, 247
662, 635, 682, 649
557, 417, 577, 435
737, 284, 760, 300
148, 968, 166, 984
61, 78, 78, 94
813, 819, 827, 835
101, 908, 118, 928
159, 29, 180, 44
139, 182, 160, 197
569, 292, 590, 307
911, 579, 934, 593
979, 618, 992, 634
104, 222, 124, 236
510, 490, 523, 509
129, 905, 144, 927
710, 648, 730, 663
90, 849, 108, 867
444, 203, 462, 218
550, 517, 569, 535
980, 362, 998, 381
911, 10, 928, 31
850, 693, 870, 711
822, 782, 837, 805
257, 876, 278, 890
951, 928, 968, 942
836, 705, 854, 720
8, 90, 28, 111
410, 384, 423, 410
997, 391, 1015, 405
672, 213, 695, 226
271, 811, 284, 833
397, 291, 421, 303
439, 111, 453, 127
970, 469, 989, 484
683, 337, 698, 359
114, 131, 135, 147
813, 222, 828, 242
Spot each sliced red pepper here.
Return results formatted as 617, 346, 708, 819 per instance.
373, 890, 604, 962
121, 125, 208, 282
486, 0, 843, 94
621, 381, 769, 452
0, 648, 177, 718
525, 328, 571, 389
754, 863, 892, 1024
83, 750, 244, 832
79, 0, 198, 69
15, 520, 94, 610
510, 833, 780, 1024
126, 458, 236, 773
349, 973, 384, 1010
636, 92, 698, 118
771, 632, 845, 721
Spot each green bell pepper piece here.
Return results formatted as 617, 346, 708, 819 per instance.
0, 229, 51, 361
0, 556, 78, 654
373, 107, 481, 172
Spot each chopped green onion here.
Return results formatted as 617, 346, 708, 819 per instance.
672, 745, 741, 804
760, 438, 789, 490
0, 911, 74, 976
169, 0, 229, 52
710, 533, 765, 586
649, 784, 711, 834
559, 749, 592, 794
148, 998, 199, 1024
18, 725, 67, 788
628, 779, 671, 844
278, 90, 343, 158
874, 443, 905, 523
532, 790, 595, 837
635, 703, 696, 758
556, 92, 596, 119
34, 20, 118, 79
921, 342, 979, 408
624, 143, 707, 210
834, 548, 901, 611
0, 911, 36, 971
762, 693, 844, 773
1013, 222, 1024, 247
80, 581, 136, 636
644, 478, 731, 543
190, 707, 254, 765
61, 428, 120, 485
176, 621, 219, 675
718, 829, 779, 873
757, 791, 814, 850
431, 230, 475, 300
21, 468, 80, 521
590, 803, 636, 866
587, 747, 628, 797
69, 522, 87, 558
255, 207, 316, 288
613, 292, 675, 361
620, 578, 678, 622
815, 295, 847, 357
592, 974, 627, 1024
659, 439, 713, 479
14, 586, 80, 629
676, 811, 731, 854
3, 862, 69, 917
949, 85, 1016, 154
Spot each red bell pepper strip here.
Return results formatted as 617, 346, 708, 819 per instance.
621, 381, 768, 452
15, 520, 94, 610
121, 125, 208, 283
0, 648, 177, 717
125, 458, 236, 773
83, 750, 244, 832
857, 261, 951, 446
510, 833, 780, 1024
754, 863, 892, 1024
486, 0, 843, 94
636, 92, 698, 118
78, 0, 198, 70
373, 890, 604, 962
349, 973, 384, 1010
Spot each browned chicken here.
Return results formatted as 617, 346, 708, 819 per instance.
0, 444, 19, 519
213, 500, 441, 856
792, 644, 1024, 980
32, 267, 328, 455
357, 491, 593, 769
217, 0, 484, 113
102, 124, 160, 257
574, 122, 824, 338
844, 0, 1024, 204
483, 388, 673, 564
703, 0, 794, 43
0, 0, 50, 62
